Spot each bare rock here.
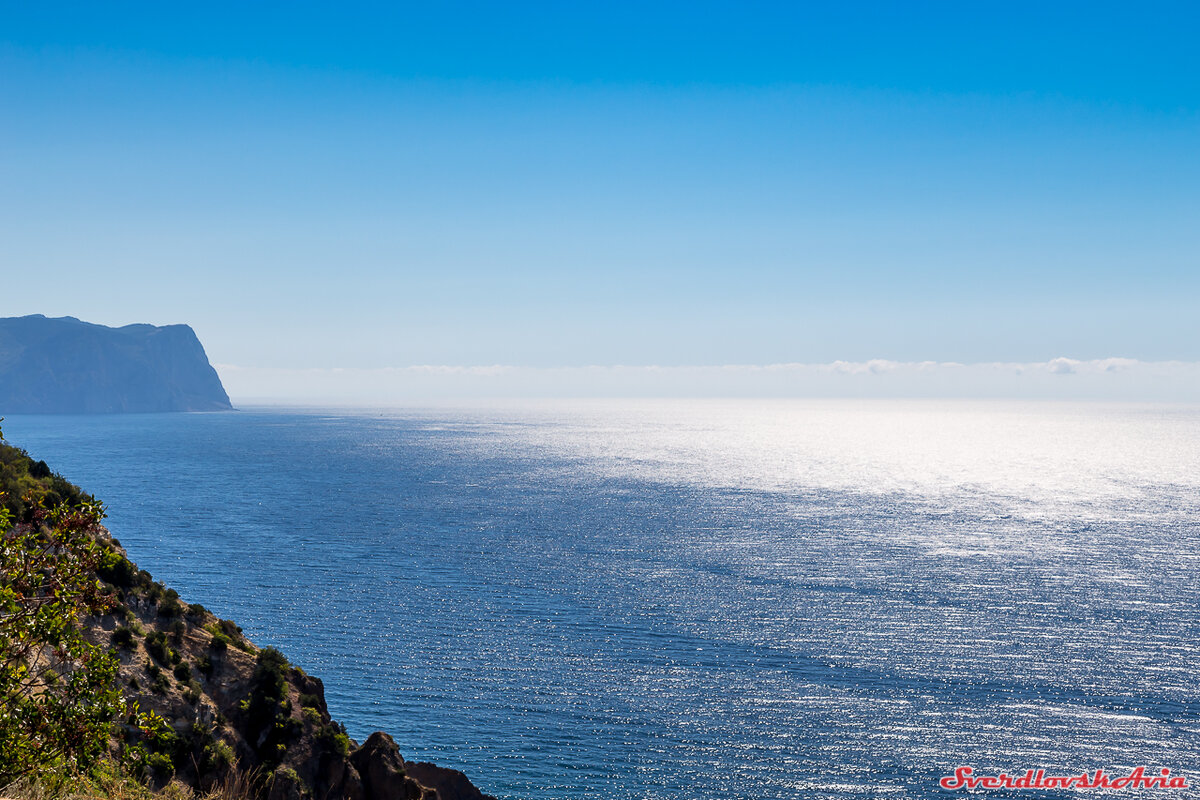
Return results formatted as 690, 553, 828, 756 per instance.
350, 732, 433, 800
404, 761, 497, 800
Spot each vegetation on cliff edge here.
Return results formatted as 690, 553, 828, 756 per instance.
0, 421, 162, 790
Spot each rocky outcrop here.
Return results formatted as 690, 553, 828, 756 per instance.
0, 314, 232, 413
85, 530, 496, 800
350, 733, 434, 800
404, 761, 495, 800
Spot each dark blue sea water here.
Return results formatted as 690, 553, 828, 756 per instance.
4, 401, 1200, 799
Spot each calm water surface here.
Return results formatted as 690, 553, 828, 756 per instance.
4, 400, 1200, 799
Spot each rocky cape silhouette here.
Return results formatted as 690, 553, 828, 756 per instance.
0, 315, 232, 413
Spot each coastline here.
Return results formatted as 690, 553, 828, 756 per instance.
0, 430, 496, 800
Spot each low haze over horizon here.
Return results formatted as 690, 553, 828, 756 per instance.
3, 2, 1198, 399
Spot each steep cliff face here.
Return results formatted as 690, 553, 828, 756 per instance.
0, 315, 232, 413
87, 530, 497, 800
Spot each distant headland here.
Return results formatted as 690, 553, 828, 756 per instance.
0, 314, 232, 414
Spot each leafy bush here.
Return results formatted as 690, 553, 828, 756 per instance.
196, 652, 214, 677
172, 662, 192, 682
244, 647, 301, 765
0, 428, 164, 787
316, 724, 351, 756
158, 595, 184, 619
112, 626, 137, 649
145, 660, 171, 695
146, 752, 174, 779
201, 738, 235, 771
144, 631, 173, 664
144, 582, 164, 604
0, 434, 92, 521
97, 550, 138, 588
0, 492, 126, 785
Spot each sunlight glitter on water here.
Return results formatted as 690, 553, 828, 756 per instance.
5, 400, 1199, 799
449, 399, 1200, 517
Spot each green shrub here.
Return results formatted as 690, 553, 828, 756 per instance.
316, 723, 351, 756
144, 631, 172, 664
146, 752, 173, 779
196, 653, 214, 677
112, 627, 137, 649
97, 550, 138, 588
202, 738, 235, 771
158, 596, 184, 619
172, 662, 191, 682
243, 647, 301, 765
0, 433, 92, 520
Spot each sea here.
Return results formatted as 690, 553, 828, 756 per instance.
4, 400, 1199, 799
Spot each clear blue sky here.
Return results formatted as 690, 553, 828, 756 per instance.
2, 2, 1198, 372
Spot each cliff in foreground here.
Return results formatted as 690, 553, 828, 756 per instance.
84, 535, 495, 800
0, 434, 495, 800
0, 315, 232, 414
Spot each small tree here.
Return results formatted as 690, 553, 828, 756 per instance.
0, 496, 124, 786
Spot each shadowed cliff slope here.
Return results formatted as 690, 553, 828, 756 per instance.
0, 315, 232, 413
